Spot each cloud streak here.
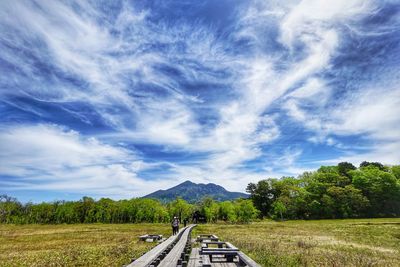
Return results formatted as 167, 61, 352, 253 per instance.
0, 0, 399, 200
0, 124, 181, 198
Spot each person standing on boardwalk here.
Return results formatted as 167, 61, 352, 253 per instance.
171, 216, 179, 235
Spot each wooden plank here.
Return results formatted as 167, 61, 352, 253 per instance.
196, 234, 219, 242
237, 251, 261, 267
202, 241, 226, 245
198, 234, 215, 237
224, 242, 238, 250
201, 248, 239, 252
139, 234, 163, 242
201, 254, 211, 267
211, 263, 237, 267
201, 241, 227, 249
200, 250, 238, 256
127, 226, 188, 267
188, 248, 201, 267
158, 224, 196, 267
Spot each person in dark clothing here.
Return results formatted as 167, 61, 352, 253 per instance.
171, 216, 179, 235
183, 218, 188, 227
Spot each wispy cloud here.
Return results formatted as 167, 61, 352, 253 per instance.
0, 0, 399, 200
0, 124, 180, 197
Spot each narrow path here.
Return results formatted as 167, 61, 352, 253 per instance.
127, 224, 195, 267
127, 225, 260, 267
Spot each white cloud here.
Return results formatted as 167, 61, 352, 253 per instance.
317, 141, 400, 166
277, 0, 400, 160
285, 81, 400, 164
0, 0, 205, 133
279, 0, 374, 49
327, 88, 400, 140
0, 124, 178, 198
1, 0, 397, 198
196, 0, 349, 174
286, 85, 400, 141
287, 78, 328, 100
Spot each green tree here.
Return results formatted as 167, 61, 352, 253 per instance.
168, 198, 193, 222
390, 165, 400, 179
196, 197, 219, 223
0, 195, 23, 224
219, 201, 237, 222
351, 166, 400, 216
272, 200, 286, 221
246, 179, 277, 217
326, 185, 369, 218
338, 162, 356, 177
359, 161, 386, 171
234, 199, 258, 223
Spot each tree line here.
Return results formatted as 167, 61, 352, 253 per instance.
1, 161, 399, 224
0, 195, 258, 224
247, 162, 400, 220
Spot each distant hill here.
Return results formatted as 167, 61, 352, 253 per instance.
143, 180, 249, 203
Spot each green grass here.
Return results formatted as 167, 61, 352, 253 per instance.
1, 218, 399, 266
194, 218, 400, 267
0, 223, 170, 267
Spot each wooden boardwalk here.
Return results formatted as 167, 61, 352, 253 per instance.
158, 224, 194, 267
127, 225, 260, 267
127, 225, 195, 267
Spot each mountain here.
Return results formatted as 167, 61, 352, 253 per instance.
143, 180, 249, 203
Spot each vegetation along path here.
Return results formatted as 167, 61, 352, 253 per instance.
1, 218, 399, 267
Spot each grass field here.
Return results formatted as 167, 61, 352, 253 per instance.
194, 218, 400, 267
0, 218, 399, 267
0, 223, 170, 267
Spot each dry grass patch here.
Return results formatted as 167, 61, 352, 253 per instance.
0, 224, 170, 267
194, 218, 400, 267
1, 219, 399, 266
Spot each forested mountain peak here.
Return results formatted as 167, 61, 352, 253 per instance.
143, 180, 248, 203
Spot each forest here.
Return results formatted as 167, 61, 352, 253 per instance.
247, 161, 400, 220
1, 161, 399, 224
0, 195, 258, 224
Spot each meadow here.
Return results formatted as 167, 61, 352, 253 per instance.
194, 218, 400, 267
0, 223, 170, 267
0, 218, 399, 267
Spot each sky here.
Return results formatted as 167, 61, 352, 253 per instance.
0, 0, 399, 202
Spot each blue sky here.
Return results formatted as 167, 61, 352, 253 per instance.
0, 0, 399, 202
